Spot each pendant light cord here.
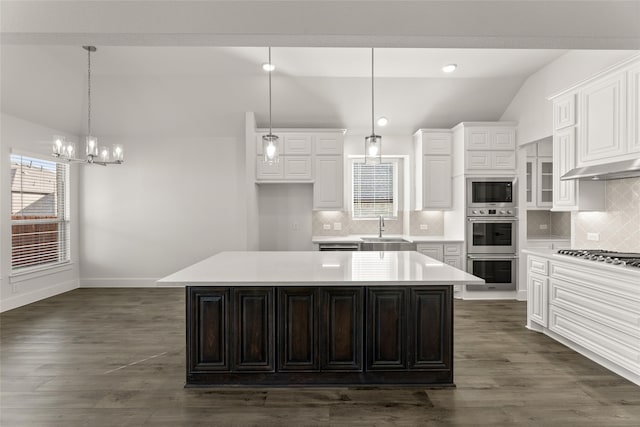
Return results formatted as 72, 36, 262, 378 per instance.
87, 47, 92, 137
371, 47, 374, 136
268, 47, 273, 135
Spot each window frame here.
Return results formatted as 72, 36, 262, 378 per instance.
351, 157, 399, 220
9, 152, 71, 275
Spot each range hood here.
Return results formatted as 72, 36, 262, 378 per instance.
561, 158, 640, 181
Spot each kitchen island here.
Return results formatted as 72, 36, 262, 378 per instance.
158, 251, 483, 387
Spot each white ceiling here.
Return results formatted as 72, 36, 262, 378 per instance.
1, 46, 571, 136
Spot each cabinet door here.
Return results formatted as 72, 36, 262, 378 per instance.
366, 288, 408, 370
278, 288, 319, 371
423, 156, 452, 209
233, 288, 275, 371
416, 244, 444, 262
284, 134, 312, 155
629, 62, 640, 153
553, 128, 576, 210
537, 157, 553, 208
465, 151, 491, 170
422, 132, 452, 155
283, 156, 312, 180
321, 288, 363, 371
526, 158, 535, 207
578, 72, 627, 165
466, 128, 491, 150
409, 288, 452, 369
256, 157, 284, 180
314, 133, 344, 155
528, 274, 548, 327
491, 129, 515, 150
187, 288, 230, 372
554, 94, 576, 130
313, 156, 343, 209
491, 151, 516, 169
443, 256, 460, 269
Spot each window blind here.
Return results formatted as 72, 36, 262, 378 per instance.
352, 161, 395, 218
10, 154, 70, 271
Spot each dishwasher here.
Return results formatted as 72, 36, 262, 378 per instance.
318, 243, 361, 251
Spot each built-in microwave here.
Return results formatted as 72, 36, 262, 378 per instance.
467, 178, 516, 208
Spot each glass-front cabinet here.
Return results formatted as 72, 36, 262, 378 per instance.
526, 142, 553, 209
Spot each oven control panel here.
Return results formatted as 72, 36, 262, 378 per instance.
467, 208, 517, 217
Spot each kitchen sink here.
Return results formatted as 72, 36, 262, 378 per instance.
360, 237, 416, 252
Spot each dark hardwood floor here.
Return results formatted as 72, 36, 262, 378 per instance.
1, 288, 638, 426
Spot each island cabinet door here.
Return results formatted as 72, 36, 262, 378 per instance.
320, 288, 364, 371
408, 288, 452, 370
366, 288, 408, 370
233, 288, 275, 371
187, 287, 230, 372
277, 288, 320, 371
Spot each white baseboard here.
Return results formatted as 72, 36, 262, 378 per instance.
0, 279, 79, 313
516, 289, 527, 301
80, 277, 179, 287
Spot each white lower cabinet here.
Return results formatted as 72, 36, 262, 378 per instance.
417, 243, 444, 261
525, 251, 640, 386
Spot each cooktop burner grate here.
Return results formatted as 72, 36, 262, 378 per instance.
557, 249, 640, 268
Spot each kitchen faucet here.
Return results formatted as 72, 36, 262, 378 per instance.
378, 215, 385, 238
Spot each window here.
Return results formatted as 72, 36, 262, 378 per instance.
10, 154, 70, 271
352, 159, 398, 219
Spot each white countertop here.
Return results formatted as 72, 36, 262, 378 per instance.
158, 251, 484, 286
522, 248, 640, 278
312, 235, 464, 244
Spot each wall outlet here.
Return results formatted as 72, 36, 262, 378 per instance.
291, 222, 299, 231
539, 224, 548, 230
587, 232, 600, 241
333, 222, 342, 231
420, 224, 429, 230
11, 283, 19, 294
323, 224, 331, 230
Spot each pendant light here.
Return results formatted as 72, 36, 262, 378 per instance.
365, 48, 381, 164
262, 47, 279, 164
53, 46, 124, 165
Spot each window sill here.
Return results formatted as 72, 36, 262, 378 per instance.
10, 262, 74, 283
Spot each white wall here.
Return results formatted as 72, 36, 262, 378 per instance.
0, 113, 80, 312
79, 135, 247, 287
500, 50, 638, 145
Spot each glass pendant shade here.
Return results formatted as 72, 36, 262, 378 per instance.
99, 146, 110, 162
65, 142, 77, 159
262, 134, 279, 164
53, 135, 65, 156
112, 144, 124, 162
86, 136, 98, 157
365, 134, 382, 164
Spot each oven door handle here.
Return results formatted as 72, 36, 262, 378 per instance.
467, 217, 518, 222
467, 255, 519, 260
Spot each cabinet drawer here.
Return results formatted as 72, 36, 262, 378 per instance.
443, 256, 460, 269
549, 276, 640, 335
284, 156, 312, 179
549, 304, 640, 374
443, 244, 461, 256
284, 134, 312, 155
528, 256, 548, 276
416, 244, 444, 262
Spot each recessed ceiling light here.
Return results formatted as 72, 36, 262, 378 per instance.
442, 64, 457, 73
262, 62, 275, 72
377, 116, 388, 127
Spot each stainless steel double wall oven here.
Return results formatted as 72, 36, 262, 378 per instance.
466, 178, 518, 291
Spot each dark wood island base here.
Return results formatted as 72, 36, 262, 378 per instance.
186, 285, 453, 387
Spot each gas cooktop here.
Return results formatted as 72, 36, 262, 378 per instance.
557, 249, 640, 268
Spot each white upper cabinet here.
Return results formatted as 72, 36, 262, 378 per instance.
459, 124, 517, 175
283, 134, 312, 155
413, 129, 453, 210
578, 71, 627, 166
465, 127, 515, 150
313, 155, 343, 209
492, 129, 516, 150
314, 133, 344, 155
552, 128, 576, 209
553, 94, 576, 130
629, 61, 640, 153
466, 129, 491, 150
526, 140, 554, 209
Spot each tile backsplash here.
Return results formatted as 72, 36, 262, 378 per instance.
574, 177, 640, 252
527, 210, 570, 237
312, 210, 444, 236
